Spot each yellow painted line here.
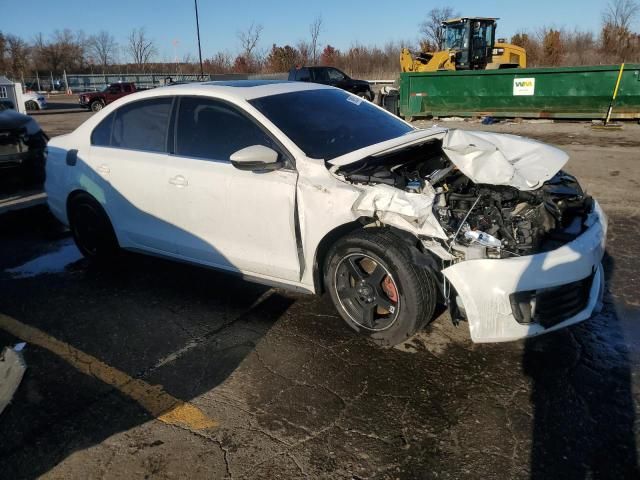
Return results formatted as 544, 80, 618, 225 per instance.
0, 313, 217, 431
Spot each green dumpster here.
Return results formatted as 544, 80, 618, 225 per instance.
399, 64, 640, 120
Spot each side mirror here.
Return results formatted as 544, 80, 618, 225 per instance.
230, 145, 283, 171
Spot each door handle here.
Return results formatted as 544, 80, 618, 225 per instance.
169, 175, 188, 187
97, 164, 110, 174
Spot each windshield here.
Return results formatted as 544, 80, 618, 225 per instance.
471, 21, 494, 54
443, 23, 468, 50
249, 89, 413, 160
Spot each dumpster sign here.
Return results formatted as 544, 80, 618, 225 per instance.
513, 78, 535, 96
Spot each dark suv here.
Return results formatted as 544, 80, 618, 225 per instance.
288, 66, 375, 101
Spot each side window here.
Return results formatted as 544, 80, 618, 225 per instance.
296, 68, 311, 81
91, 111, 116, 146
111, 97, 173, 152
314, 68, 329, 82
175, 97, 281, 161
109, 84, 121, 93
328, 68, 345, 82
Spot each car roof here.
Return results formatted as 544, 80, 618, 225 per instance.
147, 79, 333, 101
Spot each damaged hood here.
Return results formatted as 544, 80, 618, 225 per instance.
442, 129, 569, 191
330, 127, 569, 191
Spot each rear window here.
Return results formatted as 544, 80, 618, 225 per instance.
249, 89, 412, 160
111, 97, 172, 152
91, 112, 115, 146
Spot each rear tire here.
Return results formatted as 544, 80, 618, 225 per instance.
68, 193, 119, 261
25, 100, 39, 111
324, 228, 437, 346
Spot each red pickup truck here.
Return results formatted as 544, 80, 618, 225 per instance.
79, 82, 138, 112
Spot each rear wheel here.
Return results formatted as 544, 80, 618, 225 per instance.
68, 193, 119, 261
325, 228, 437, 346
25, 100, 39, 111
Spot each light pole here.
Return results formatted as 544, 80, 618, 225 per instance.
194, 0, 204, 78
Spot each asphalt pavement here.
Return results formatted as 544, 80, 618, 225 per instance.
0, 101, 639, 479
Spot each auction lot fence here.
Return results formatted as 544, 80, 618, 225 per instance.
20, 72, 289, 93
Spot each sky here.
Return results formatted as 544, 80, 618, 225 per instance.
2, 0, 620, 62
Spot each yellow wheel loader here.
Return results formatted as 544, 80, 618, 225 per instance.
400, 17, 526, 72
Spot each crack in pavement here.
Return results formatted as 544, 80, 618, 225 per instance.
137, 289, 276, 378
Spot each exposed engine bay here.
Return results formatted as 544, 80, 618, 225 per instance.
336, 139, 594, 259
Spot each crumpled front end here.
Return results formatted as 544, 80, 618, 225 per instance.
331, 127, 608, 342
442, 201, 607, 342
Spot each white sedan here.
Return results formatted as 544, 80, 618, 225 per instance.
45, 81, 607, 345
24, 92, 47, 111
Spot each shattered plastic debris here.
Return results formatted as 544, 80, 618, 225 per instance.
352, 184, 447, 239
0, 345, 27, 415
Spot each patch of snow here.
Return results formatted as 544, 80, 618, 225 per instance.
6, 239, 83, 278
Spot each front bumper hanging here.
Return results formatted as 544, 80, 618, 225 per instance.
442, 201, 607, 343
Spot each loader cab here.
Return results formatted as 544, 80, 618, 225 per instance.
442, 17, 497, 70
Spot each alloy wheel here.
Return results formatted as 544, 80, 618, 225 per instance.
334, 253, 400, 331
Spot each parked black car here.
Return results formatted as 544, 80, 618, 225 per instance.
0, 102, 47, 186
288, 66, 375, 101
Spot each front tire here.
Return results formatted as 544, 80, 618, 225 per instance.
25, 100, 39, 111
68, 193, 119, 261
90, 100, 104, 112
325, 228, 437, 346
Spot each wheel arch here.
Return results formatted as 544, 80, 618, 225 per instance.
66, 189, 115, 232
312, 221, 443, 296
66, 189, 93, 214
312, 220, 366, 294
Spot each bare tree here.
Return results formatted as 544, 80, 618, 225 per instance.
237, 23, 263, 60
207, 51, 233, 73
297, 40, 311, 65
127, 28, 157, 70
29, 29, 84, 75
603, 0, 639, 30
602, 0, 640, 60
420, 6, 458, 50
309, 15, 323, 64
87, 31, 118, 69
542, 28, 564, 66
0, 32, 7, 74
5, 35, 29, 78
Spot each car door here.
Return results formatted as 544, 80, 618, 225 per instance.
327, 68, 350, 92
165, 96, 301, 281
89, 96, 177, 253
105, 84, 121, 103
312, 68, 330, 85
